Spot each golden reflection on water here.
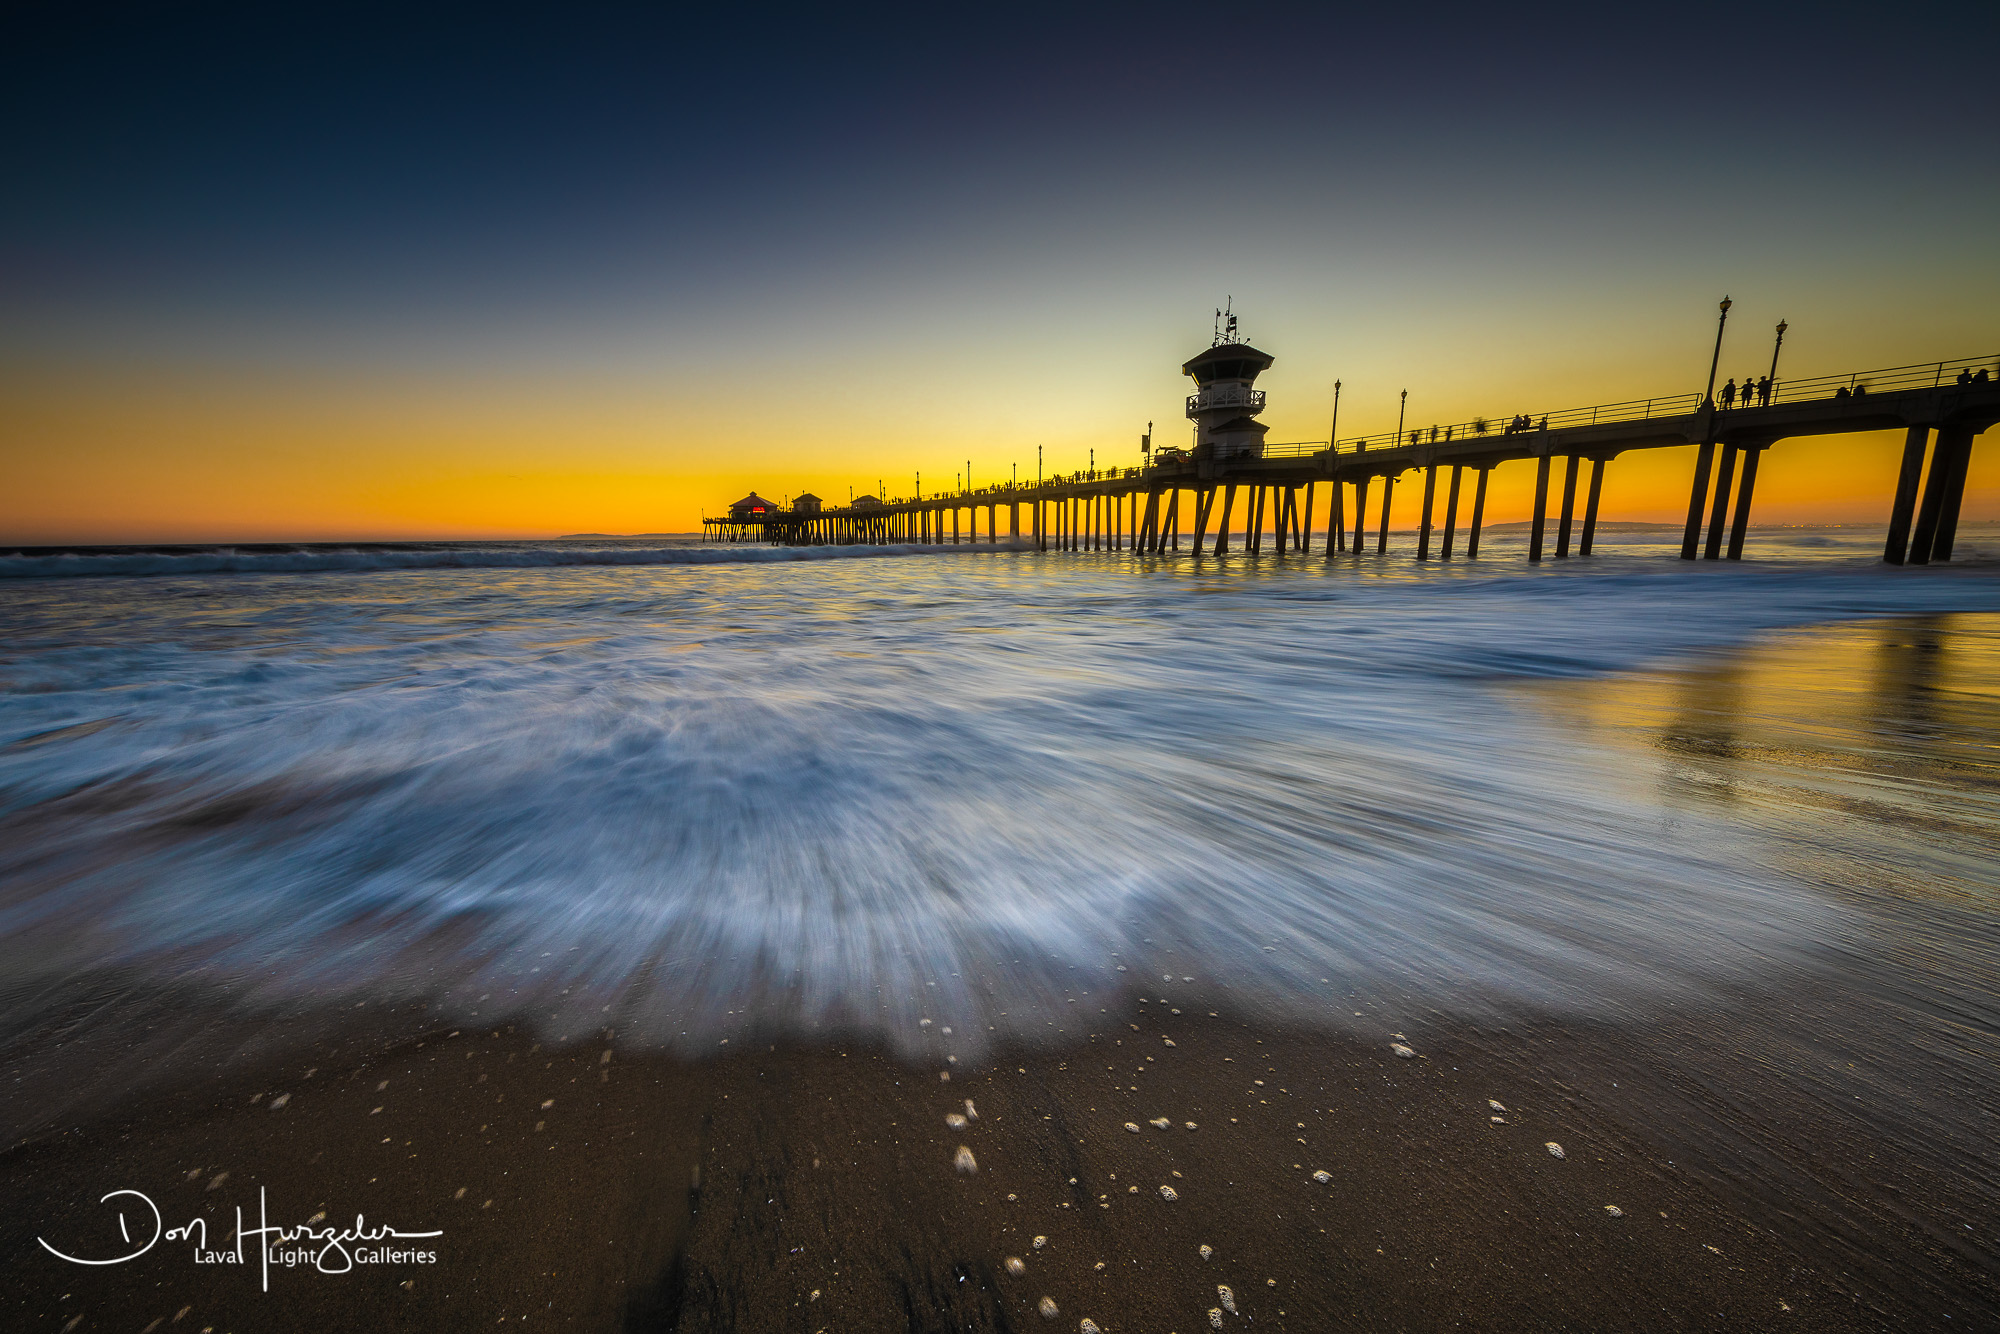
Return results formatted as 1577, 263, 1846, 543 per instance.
1528, 614, 2000, 907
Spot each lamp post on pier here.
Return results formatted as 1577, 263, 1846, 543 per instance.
1704, 296, 1732, 406
1395, 389, 1407, 446
1768, 320, 1788, 394
1682, 296, 1734, 560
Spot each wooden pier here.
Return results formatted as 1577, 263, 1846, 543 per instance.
704, 354, 1999, 565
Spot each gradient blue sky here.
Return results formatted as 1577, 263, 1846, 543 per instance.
5, 1, 1997, 539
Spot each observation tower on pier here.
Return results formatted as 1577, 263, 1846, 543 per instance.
1183, 301, 1274, 461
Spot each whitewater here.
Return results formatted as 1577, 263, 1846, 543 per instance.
1, 532, 1995, 1069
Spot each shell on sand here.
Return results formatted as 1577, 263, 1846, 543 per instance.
1033, 1235, 1048, 1250
1209, 1310, 1224, 1329
1159, 1185, 1178, 1200
955, 1146, 978, 1173
1218, 1284, 1237, 1313
1005, 1256, 1026, 1275
946, 1113, 968, 1129
1080, 1321, 1101, 1334
1489, 1099, 1506, 1112
1149, 1116, 1171, 1129
1038, 1296, 1059, 1319
965, 1099, 978, 1120
1390, 1043, 1416, 1059
1545, 1142, 1565, 1160
1604, 1205, 1624, 1217
1199, 1244, 1213, 1260
1124, 1122, 1142, 1133
1311, 1169, 1331, 1184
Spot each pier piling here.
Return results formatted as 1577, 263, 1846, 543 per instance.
1529, 454, 1551, 562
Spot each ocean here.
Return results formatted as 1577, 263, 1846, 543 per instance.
3, 530, 1994, 1066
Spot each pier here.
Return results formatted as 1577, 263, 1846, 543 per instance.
705, 332, 1999, 566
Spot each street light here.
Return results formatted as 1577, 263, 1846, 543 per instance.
1768, 320, 1788, 397
1704, 296, 1733, 406
1395, 389, 1407, 447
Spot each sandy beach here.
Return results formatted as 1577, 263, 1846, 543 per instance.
7, 957, 1994, 1332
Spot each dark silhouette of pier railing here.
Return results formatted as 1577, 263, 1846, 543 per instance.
704, 350, 1999, 568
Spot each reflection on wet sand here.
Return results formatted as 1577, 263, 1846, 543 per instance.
1550, 614, 2000, 904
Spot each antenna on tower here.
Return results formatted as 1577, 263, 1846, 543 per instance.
1213, 297, 1238, 346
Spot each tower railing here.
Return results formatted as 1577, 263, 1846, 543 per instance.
1185, 387, 1266, 415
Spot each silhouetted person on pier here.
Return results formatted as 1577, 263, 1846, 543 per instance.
1756, 376, 1772, 406
1835, 386, 1850, 400
1975, 369, 1991, 384
1538, 416, 1548, 430
1720, 378, 1737, 409
1853, 383, 1868, 399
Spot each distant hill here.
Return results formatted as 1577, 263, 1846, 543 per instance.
556, 532, 690, 539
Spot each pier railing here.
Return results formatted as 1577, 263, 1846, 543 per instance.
1761, 354, 2000, 408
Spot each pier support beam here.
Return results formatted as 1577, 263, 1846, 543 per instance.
1704, 443, 1739, 560
1555, 454, 1580, 558
1325, 478, 1346, 558
1417, 465, 1438, 560
1299, 483, 1314, 555
1351, 477, 1369, 554
1579, 458, 1606, 556
1467, 469, 1489, 558
1933, 425, 1976, 561
1440, 465, 1462, 559
1376, 475, 1395, 553
1529, 454, 1551, 562
1726, 446, 1763, 560
1907, 431, 1954, 565
1680, 440, 1717, 560
1214, 485, 1237, 554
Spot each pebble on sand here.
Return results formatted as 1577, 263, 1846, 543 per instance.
1199, 1244, 1213, 1260
1311, 1169, 1331, 1184
1080, 1320, 1101, 1334
1033, 1235, 1048, 1250
1006, 1257, 1026, 1275
1545, 1142, 1565, 1160
268, 1093, 290, 1110
966, 1100, 978, 1120
1390, 1043, 1416, 1059
955, 1146, 978, 1173
1159, 1185, 1178, 1200
1489, 1099, 1506, 1112
1209, 1309, 1224, 1329
1185, 1121, 1198, 1130
946, 1113, 969, 1129
1124, 1122, 1142, 1133
1218, 1284, 1237, 1313
1038, 1296, 1059, 1319
1149, 1116, 1171, 1129
1604, 1205, 1624, 1217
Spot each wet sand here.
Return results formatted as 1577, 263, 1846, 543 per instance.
0, 1002, 1906, 1332
6, 614, 2000, 1331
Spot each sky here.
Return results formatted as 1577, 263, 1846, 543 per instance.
4, 0, 1997, 543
